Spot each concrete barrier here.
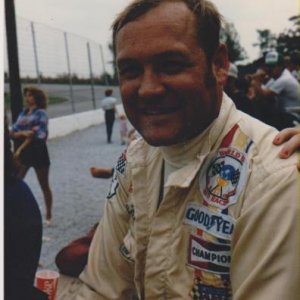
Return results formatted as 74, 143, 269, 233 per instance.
48, 104, 124, 140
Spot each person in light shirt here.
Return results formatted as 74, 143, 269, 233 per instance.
101, 89, 118, 143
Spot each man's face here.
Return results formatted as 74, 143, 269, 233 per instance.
116, 1, 224, 146
267, 65, 282, 79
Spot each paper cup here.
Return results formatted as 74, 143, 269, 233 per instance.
35, 269, 60, 300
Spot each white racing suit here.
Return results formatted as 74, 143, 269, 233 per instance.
73, 94, 300, 299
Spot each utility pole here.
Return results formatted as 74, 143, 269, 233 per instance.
5, 0, 23, 122
99, 44, 109, 86
87, 42, 96, 109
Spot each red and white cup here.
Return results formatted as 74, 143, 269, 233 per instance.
35, 269, 60, 300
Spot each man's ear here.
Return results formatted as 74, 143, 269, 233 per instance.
212, 44, 229, 86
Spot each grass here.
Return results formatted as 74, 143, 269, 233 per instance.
4, 93, 68, 109
47, 96, 68, 105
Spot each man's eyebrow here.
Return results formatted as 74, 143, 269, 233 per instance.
117, 50, 188, 65
154, 50, 188, 60
116, 58, 137, 68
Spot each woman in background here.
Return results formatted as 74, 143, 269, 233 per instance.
10, 87, 53, 224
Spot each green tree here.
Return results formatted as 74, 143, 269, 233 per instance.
108, 43, 119, 85
253, 29, 276, 56
221, 22, 247, 62
254, 15, 300, 57
276, 15, 300, 54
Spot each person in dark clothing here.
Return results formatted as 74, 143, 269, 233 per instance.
101, 89, 117, 143
4, 119, 47, 300
224, 63, 254, 116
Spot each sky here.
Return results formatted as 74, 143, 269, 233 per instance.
2, 0, 300, 78
10, 0, 300, 72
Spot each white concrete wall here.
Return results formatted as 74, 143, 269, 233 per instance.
48, 104, 124, 140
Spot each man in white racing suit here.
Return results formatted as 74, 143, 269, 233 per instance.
70, 0, 300, 299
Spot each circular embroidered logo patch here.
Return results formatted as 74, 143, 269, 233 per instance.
200, 147, 249, 209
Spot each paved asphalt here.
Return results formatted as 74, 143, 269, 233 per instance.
5, 83, 122, 119
45, 85, 122, 118
24, 121, 126, 271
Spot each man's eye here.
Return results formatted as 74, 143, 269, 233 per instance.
118, 65, 141, 79
158, 61, 188, 74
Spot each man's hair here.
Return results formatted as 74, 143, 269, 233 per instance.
112, 0, 223, 62
105, 89, 113, 96
23, 86, 48, 109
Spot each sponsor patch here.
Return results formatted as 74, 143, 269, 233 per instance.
107, 168, 119, 199
200, 147, 248, 209
188, 235, 231, 274
125, 203, 135, 221
119, 243, 134, 262
190, 276, 231, 300
116, 151, 127, 175
184, 203, 235, 240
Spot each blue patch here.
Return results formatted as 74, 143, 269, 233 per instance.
200, 147, 249, 209
190, 279, 231, 300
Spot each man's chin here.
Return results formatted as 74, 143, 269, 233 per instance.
141, 132, 188, 147
141, 134, 177, 147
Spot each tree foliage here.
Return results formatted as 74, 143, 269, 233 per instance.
276, 15, 300, 54
254, 15, 300, 56
221, 22, 247, 63
108, 43, 119, 85
253, 29, 276, 55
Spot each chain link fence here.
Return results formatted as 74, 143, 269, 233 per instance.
5, 16, 119, 118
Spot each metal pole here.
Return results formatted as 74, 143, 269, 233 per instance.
64, 32, 75, 113
87, 42, 96, 109
99, 44, 109, 86
5, 0, 23, 123
31, 21, 41, 85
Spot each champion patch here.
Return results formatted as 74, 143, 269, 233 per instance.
184, 203, 235, 240
188, 235, 231, 274
200, 147, 248, 209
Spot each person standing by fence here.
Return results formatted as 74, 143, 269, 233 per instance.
101, 89, 117, 143
10, 86, 53, 225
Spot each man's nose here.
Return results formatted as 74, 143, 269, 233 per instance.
138, 68, 165, 99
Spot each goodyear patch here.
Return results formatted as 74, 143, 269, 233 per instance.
200, 147, 248, 209
188, 235, 231, 274
184, 203, 235, 240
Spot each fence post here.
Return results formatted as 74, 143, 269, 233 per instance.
99, 44, 109, 86
30, 21, 41, 85
5, 0, 23, 123
87, 42, 96, 109
64, 32, 75, 113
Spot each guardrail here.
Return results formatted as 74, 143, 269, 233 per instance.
48, 104, 124, 140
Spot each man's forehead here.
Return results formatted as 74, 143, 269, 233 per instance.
115, 1, 197, 55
